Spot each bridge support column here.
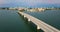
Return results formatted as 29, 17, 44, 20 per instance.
37, 26, 45, 32
28, 19, 31, 22
24, 15, 26, 18
37, 26, 41, 30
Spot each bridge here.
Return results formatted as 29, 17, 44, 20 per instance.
18, 11, 60, 32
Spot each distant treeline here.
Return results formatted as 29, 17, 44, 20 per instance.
0, 8, 9, 10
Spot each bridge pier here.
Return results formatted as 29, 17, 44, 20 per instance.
37, 26, 41, 29
28, 19, 31, 22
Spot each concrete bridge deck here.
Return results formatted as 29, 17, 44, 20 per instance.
18, 11, 60, 32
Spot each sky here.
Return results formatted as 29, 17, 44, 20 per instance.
0, 0, 60, 7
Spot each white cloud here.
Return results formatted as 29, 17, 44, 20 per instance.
0, 0, 16, 4
0, 0, 60, 7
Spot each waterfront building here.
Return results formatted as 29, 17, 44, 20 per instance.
38, 8, 45, 12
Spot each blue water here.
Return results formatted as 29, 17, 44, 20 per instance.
0, 10, 33, 32
24, 10, 60, 30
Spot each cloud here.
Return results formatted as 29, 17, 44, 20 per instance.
0, 0, 60, 4
0, 0, 60, 7
0, 0, 16, 4
14, 0, 60, 6
0, 0, 6, 4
